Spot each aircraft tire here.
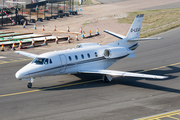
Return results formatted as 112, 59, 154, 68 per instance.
27, 83, 32, 88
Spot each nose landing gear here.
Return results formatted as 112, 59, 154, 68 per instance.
27, 77, 35, 88
27, 82, 32, 88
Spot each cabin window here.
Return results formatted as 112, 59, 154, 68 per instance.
33, 58, 45, 65
44, 59, 48, 65
75, 55, 78, 60
87, 53, 90, 58
50, 59, 52, 64
68, 56, 72, 61
95, 52, 98, 57
81, 54, 84, 59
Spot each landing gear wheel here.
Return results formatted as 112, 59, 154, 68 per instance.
27, 82, 32, 88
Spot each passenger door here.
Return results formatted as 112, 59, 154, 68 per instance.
59, 54, 67, 73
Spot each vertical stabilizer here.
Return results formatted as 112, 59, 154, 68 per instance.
126, 14, 144, 40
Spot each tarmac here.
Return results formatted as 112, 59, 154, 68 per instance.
1, 0, 180, 120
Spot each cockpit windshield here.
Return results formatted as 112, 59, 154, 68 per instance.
32, 58, 52, 65
32, 58, 45, 65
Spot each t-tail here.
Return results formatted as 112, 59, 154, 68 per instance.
104, 14, 162, 48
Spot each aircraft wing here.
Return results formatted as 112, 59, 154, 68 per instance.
127, 37, 163, 42
78, 70, 168, 79
14, 51, 38, 58
104, 30, 126, 39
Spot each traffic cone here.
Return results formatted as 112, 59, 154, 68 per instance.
67, 36, 71, 43
55, 37, 58, 44
80, 27, 82, 34
82, 31, 85, 38
24, 20, 26, 26
1, 44, 4, 51
89, 30, 91, 36
67, 26, 70, 32
34, 23, 37, 30
96, 28, 99, 34
12, 43, 16, 50
44, 37, 48, 45
18, 41, 22, 49
23, 22, 25, 28
76, 34, 79, 41
42, 25, 45, 31
54, 25, 57, 31
31, 39, 35, 47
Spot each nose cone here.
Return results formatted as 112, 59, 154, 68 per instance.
15, 70, 24, 80
15, 69, 28, 80
15, 64, 31, 80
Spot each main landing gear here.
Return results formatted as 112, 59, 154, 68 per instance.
102, 75, 112, 83
27, 77, 35, 88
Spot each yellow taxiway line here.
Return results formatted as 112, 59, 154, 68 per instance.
0, 79, 100, 98
139, 62, 180, 73
0, 61, 180, 98
0, 58, 32, 64
136, 109, 180, 120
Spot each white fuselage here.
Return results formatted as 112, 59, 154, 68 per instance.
15, 14, 168, 89
15, 43, 132, 80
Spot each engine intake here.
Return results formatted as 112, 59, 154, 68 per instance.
104, 47, 129, 59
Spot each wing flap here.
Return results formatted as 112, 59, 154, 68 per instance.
104, 30, 126, 39
78, 70, 168, 79
14, 51, 38, 58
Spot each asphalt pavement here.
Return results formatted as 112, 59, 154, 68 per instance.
0, 25, 180, 120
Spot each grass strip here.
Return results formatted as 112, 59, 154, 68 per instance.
118, 8, 180, 38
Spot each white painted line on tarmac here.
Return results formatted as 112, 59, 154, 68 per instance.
0, 56, 7, 59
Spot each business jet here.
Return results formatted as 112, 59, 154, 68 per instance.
15, 14, 168, 88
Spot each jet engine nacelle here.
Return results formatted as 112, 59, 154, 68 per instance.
104, 47, 129, 59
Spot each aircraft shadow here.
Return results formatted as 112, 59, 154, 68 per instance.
32, 66, 180, 94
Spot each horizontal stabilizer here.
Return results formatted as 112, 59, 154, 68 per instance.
78, 70, 168, 79
14, 51, 38, 58
128, 37, 163, 42
104, 30, 125, 39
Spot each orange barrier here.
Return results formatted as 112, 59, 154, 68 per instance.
67, 36, 71, 43
44, 37, 48, 45
42, 25, 45, 31
54, 25, 57, 31
1, 44, 4, 51
76, 34, 79, 41
18, 41, 27, 49
55, 37, 58, 44
80, 27, 82, 34
89, 30, 91, 36
12, 43, 15, 50
67, 26, 70, 32
31, 39, 35, 47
